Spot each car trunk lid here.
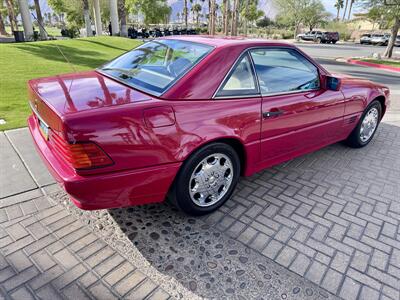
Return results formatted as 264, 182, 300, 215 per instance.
28, 70, 152, 129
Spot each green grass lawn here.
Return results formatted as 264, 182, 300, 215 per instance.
5, 26, 61, 37
360, 59, 400, 68
0, 36, 142, 131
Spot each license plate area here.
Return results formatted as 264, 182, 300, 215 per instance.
38, 118, 49, 140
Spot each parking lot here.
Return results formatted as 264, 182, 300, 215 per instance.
1, 43, 399, 300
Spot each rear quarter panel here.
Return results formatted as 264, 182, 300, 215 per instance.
63, 98, 261, 176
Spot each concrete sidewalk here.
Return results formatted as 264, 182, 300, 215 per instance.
0, 129, 337, 299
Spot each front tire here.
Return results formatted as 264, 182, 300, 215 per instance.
169, 143, 240, 216
346, 100, 382, 148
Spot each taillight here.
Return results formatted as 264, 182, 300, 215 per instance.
50, 132, 113, 169
68, 143, 113, 169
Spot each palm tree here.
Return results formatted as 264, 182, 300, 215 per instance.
118, 0, 127, 37
231, 0, 239, 35
223, 0, 229, 35
334, 0, 344, 21
33, 0, 47, 40
347, 0, 355, 20
192, 3, 202, 26
184, 0, 188, 28
82, 0, 93, 37
342, 0, 349, 21
5, 0, 18, 32
0, 1, 8, 35
209, 0, 216, 34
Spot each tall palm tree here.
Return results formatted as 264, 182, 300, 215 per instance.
192, 3, 202, 26
0, 1, 8, 35
118, 0, 127, 37
82, 0, 93, 37
347, 0, 355, 20
334, 0, 344, 21
5, 0, 18, 32
33, 0, 47, 40
342, 0, 349, 21
223, 0, 229, 35
231, 0, 239, 35
184, 0, 188, 28
209, 0, 216, 34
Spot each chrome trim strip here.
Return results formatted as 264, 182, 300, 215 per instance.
214, 94, 261, 100
29, 101, 49, 128
261, 88, 320, 97
212, 45, 322, 100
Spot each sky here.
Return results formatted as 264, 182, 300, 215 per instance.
167, 0, 365, 20
31, 0, 365, 22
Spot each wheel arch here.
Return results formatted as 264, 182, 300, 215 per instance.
181, 136, 248, 176
373, 95, 387, 119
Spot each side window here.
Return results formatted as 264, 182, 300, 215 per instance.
250, 48, 320, 95
216, 54, 258, 97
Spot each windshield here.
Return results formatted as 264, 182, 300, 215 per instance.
99, 39, 213, 96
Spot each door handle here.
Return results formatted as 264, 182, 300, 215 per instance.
263, 110, 284, 118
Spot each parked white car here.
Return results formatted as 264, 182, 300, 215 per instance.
370, 34, 390, 46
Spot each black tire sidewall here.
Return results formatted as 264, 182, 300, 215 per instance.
173, 143, 240, 216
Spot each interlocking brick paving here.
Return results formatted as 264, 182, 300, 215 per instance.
203, 122, 400, 300
0, 197, 172, 300
1, 121, 399, 300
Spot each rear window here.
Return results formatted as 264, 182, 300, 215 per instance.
99, 40, 213, 96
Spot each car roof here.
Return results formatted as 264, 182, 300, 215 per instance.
159, 35, 295, 49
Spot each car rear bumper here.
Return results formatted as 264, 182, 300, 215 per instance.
28, 115, 180, 210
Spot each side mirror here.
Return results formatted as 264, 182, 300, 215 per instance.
325, 76, 341, 91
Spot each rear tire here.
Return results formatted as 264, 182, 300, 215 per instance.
168, 143, 240, 216
346, 100, 382, 148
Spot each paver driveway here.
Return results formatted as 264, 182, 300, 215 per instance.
0, 119, 399, 299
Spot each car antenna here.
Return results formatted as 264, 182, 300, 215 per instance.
30, 13, 77, 74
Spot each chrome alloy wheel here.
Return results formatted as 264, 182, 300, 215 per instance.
189, 153, 234, 207
360, 107, 379, 143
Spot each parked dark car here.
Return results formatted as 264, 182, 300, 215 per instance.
321, 32, 339, 44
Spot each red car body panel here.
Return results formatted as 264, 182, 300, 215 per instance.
27, 36, 390, 210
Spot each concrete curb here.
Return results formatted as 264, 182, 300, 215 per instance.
346, 59, 400, 72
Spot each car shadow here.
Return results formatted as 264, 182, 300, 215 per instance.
53, 122, 399, 299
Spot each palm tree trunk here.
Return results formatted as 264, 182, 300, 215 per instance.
383, 16, 400, 58
0, 13, 7, 35
342, 0, 348, 21
210, 0, 215, 35
82, 0, 93, 37
184, 0, 188, 29
6, 0, 18, 32
118, 0, 127, 37
33, 0, 47, 40
243, 0, 249, 36
231, 0, 238, 36
223, 0, 229, 35
347, 0, 353, 20
336, 7, 340, 20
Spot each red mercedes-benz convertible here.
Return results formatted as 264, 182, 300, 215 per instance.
28, 36, 390, 215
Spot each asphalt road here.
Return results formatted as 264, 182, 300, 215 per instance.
295, 43, 399, 123
296, 42, 400, 59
